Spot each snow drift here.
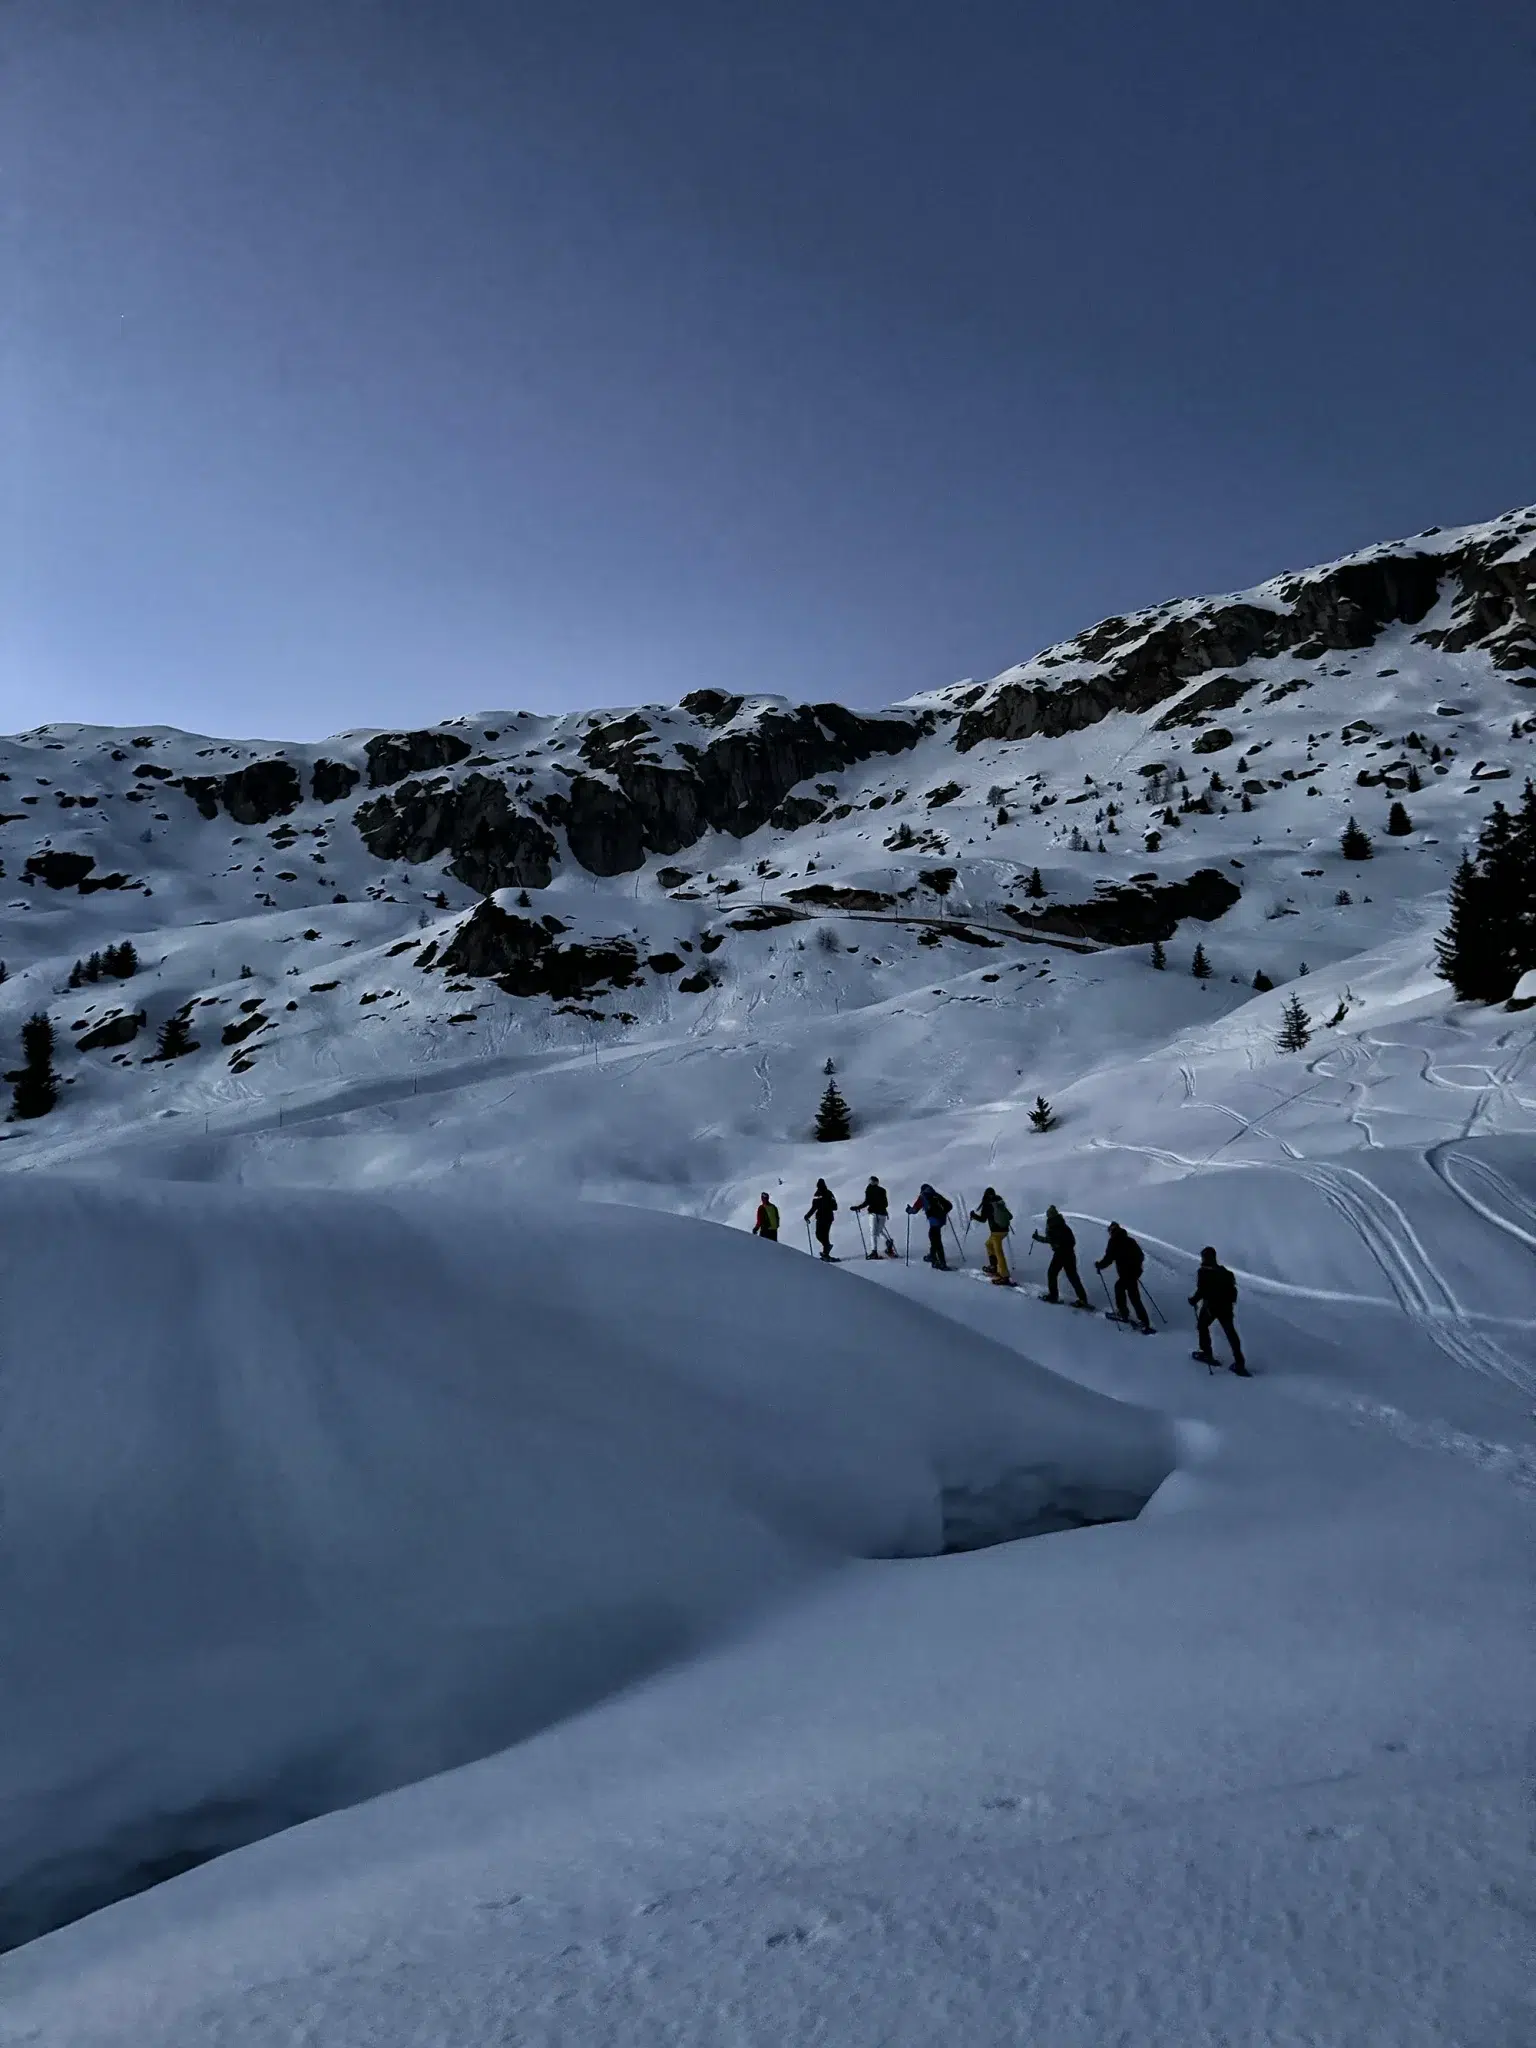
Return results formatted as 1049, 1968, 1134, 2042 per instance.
0, 1173, 1174, 1949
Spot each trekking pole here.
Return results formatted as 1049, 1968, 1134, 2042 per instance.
854, 1209, 868, 1257
1098, 1268, 1115, 1313
1142, 1285, 1167, 1328
804, 1217, 813, 1255
905, 1213, 911, 1265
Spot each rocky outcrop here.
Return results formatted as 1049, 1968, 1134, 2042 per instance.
1002, 868, 1241, 946
355, 774, 557, 894
545, 703, 920, 876
364, 730, 473, 788
786, 883, 897, 912
178, 759, 302, 824
311, 759, 360, 804
435, 901, 640, 999
1416, 522, 1536, 672
76, 1010, 145, 1051
954, 532, 1536, 751
1153, 674, 1256, 731
24, 850, 97, 889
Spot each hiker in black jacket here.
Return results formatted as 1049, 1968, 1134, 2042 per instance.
852, 1175, 898, 1259
1031, 1205, 1090, 1306
805, 1179, 837, 1260
1095, 1222, 1152, 1331
1190, 1246, 1249, 1373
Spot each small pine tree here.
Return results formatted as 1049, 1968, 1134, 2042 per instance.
1190, 943, 1212, 980
1276, 993, 1311, 1052
1241, 792, 1253, 813
155, 1011, 197, 1061
10, 1011, 59, 1120
1145, 830, 1162, 852
1406, 764, 1423, 793
823, 1057, 836, 1075
1340, 816, 1374, 860
1385, 801, 1412, 836
1069, 826, 1087, 852
814, 1078, 852, 1142
1028, 1094, 1057, 1132
68, 959, 85, 989
1253, 969, 1274, 992
84, 952, 103, 982
996, 807, 1009, 826
0, 959, 7, 984
1336, 890, 1352, 906
1151, 937, 1167, 970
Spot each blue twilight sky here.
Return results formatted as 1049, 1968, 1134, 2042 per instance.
3, 1, 1533, 740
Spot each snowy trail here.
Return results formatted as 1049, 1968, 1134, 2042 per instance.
1429, 1146, 1536, 1255
1288, 1161, 1536, 1395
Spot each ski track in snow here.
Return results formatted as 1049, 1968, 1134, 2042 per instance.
1288, 1161, 1536, 1396
1429, 1146, 1536, 1256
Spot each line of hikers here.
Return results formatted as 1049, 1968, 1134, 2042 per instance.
752, 1181, 1248, 1373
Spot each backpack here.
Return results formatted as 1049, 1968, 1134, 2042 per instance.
1121, 1236, 1144, 1277
762, 1202, 779, 1232
990, 1196, 1012, 1232
1202, 1262, 1237, 1311
932, 1192, 952, 1221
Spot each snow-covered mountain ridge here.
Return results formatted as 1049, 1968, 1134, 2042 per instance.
1, 505, 1533, 1162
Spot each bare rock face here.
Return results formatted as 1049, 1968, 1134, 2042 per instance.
1003, 868, 1241, 946
435, 901, 640, 999
363, 730, 473, 788
24, 850, 97, 889
311, 759, 360, 804
178, 759, 303, 825
546, 703, 921, 877
954, 535, 1533, 751
76, 1010, 145, 1051
355, 774, 557, 894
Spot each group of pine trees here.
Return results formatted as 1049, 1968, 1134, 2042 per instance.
1437, 780, 1536, 1002
67, 942, 138, 988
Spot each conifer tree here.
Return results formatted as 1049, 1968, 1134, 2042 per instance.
1241, 792, 1253, 813
1340, 815, 1373, 860
155, 1010, 198, 1061
1385, 801, 1412, 837
1276, 993, 1311, 1052
1150, 937, 1166, 970
1253, 969, 1274, 992
1406, 764, 1423, 793
10, 1012, 59, 1120
1028, 1094, 1057, 1132
1190, 942, 1212, 979
814, 1077, 852, 1142
1025, 867, 1046, 899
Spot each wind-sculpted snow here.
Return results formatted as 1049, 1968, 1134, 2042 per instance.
0, 1174, 1173, 1952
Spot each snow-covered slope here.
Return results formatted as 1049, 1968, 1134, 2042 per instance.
1, 508, 1533, 2043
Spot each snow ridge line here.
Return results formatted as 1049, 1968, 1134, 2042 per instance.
1289, 1163, 1536, 1396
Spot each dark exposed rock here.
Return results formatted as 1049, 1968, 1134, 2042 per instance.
785, 884, 897, 912
656, 867, 693, 890
957, 551, 1447, 751
24, 850, 96, 889
77, 872, 132, 894
542, 777, 650, 876
679, 689, 743, 728
311, 759, 360, 804
1154, 675, 1255, 730
729, 905, 801, 931
646, 951, 686, 974
770, 795, 826, 830
1190, 727, 1235, 754
220, 1012, 268, 1047
436, 902, 640, 1000
77, 1010, 145, 1051
176, 760, 302, 825
355, 775, 557, 894
677, 970, 715, 993
364, 730, 473, 788
537, 703, 920, 876
1001, 868, 1241, 946
918, 867, 957, 896
221, 760, 303, 825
